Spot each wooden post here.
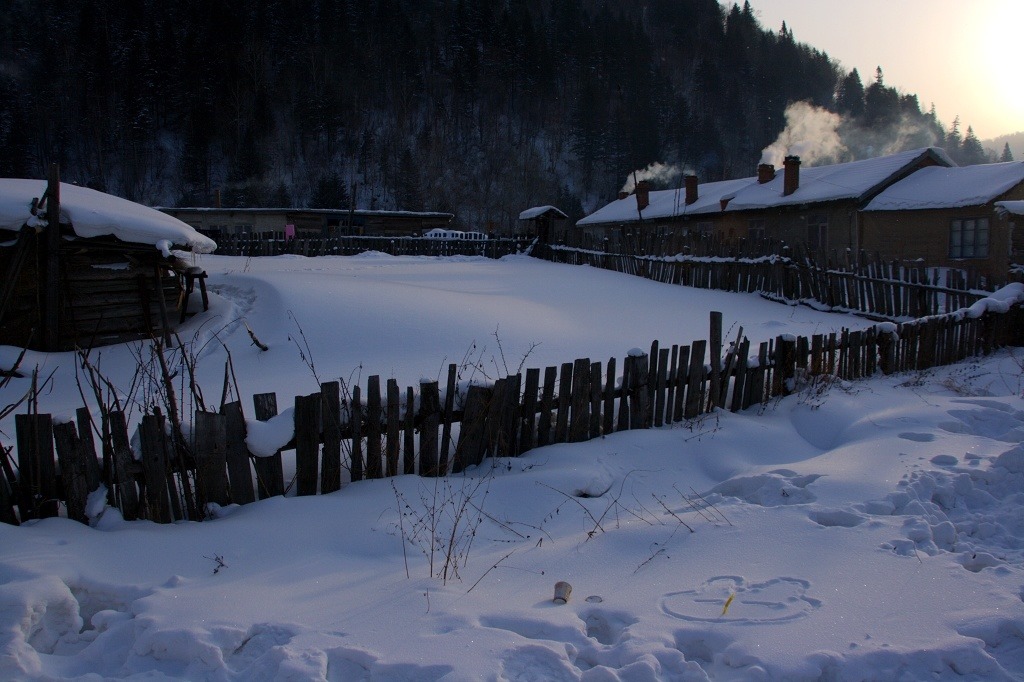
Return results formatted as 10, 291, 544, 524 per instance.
603, 357, 617, 437
366, 376, 383, 479
554, 362, 573, 443
385, 379, 400, 478
104, 411, 139, 520
629, 352, 650, 429
419, 381, 441, 476
569, 358, 590, 442
44, 164, 61, 351
673, 345, 690, 422
138, 413, 172, 523
194, 411, 229, 508
221, 401, 256, 505
350, 386, 364, 481
589, 361, 603, 439
654, 347, 669, 426
293, 393, 321, 495
252, 393, 285, 498
538, 366, 556, 447
708, 312, 723, 409
440, 364, 457, 468
454, 385, 490, 472
520, 367, 540, 453
320, 382, 342, 494
404, 387, 415, 475
52, 421, 90, 523
684, 341, 705, 419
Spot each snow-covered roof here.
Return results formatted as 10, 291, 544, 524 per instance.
864, 162, 1024, 211
995, 200, 1024, 217
0, 179, 217, 254
723, 147, 955, 211
577, 177, 756, 226
518, 205, 567, 220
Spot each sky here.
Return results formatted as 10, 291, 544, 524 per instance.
748, 0, 1024, 142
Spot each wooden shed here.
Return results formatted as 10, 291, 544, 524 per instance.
0, 172, 217, 352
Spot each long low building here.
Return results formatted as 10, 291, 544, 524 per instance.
160, 207, 455, 240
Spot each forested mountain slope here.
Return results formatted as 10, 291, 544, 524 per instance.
0, 0, 981, 229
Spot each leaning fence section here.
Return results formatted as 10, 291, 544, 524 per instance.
3, 304, 1020, 526
537, 243, 996, 320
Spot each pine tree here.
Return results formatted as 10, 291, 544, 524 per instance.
960, 126, 987, 165
1001, 143, 1014, 162
836, 68, 865, 118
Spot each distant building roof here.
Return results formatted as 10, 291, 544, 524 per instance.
0, 179, 216, 254
519, 206, 567, 220
577, 177, 755, 226
865, 162, 1024, 211
723, 147, 955, 211
164, 207, 455, 220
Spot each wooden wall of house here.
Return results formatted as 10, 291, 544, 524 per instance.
0, 235, 183, 351
860, 206, 1013, 279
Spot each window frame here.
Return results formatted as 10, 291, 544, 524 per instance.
949, 217, 989, 259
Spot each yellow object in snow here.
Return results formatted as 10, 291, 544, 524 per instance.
721, 593, 735, 616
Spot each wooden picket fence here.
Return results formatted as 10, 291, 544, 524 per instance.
211, 234, 533, 259
536, 243, 994, 320
3, 304, 1021, 526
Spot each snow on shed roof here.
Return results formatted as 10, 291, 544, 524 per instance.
995, 200, 1024, 217
722, 147, 955, 211
0, 179, 217, 254
577, 177, 756, 226
864, 162, 1024, 211
519, 206, 568, 220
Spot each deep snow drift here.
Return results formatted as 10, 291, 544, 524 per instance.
1, 254, 1023, 681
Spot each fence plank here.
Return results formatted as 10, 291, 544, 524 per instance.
404, 387, 415, 475
194, 411, 230, 508
106, 411, 139, 521
454, 385, 490, 472
538, 366, 557, 447
366, 376, 383, 479
321, 382, 343, 493
350, 386, 364, 482
52, 421, 90, 524
138, 413, 172, 523
287, 394, 318, 495
15, 414, 58, 520
252, 393, 285, 498
569, 358, 591, 442
555, 362, 573, 443
521, 367, 540, 453
419, 381, 441, 476
684, 341, 705, 419
629, 352, 650, 428
603, 358, 617, 437
386, 379, 400, 478
221, 401, 256, 505
440, 364, 457, 468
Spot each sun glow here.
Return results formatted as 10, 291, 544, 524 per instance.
977, 4, 1024, 133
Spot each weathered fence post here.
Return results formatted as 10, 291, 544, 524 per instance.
419, 381, 441, 476
350, 386, 364, 482
386, 379, 400, 478
52, 421, 91, 524
569, 358, 591, 442
708, 312, 723, 409
252, 393, 286, 498
628, 351, 650, 429
221, 401, 256, 505
320, 382, 343, 494
138, 412, 172, 523
366, 376, 383, 479
194, 410, 229, 509
107, 411, 139, 521
15, 413, 58, 520
453, 384, 491, 472
293, 393, 321, 495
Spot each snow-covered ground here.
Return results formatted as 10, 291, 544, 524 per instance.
2, 253, 1023, 681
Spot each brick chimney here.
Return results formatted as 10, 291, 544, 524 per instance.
635, 180, 650, 211
757, 163, 775, 184
684, 174, 698, 205
783, 155, 801, 196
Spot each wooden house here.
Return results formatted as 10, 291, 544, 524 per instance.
714, 147, 954, 251
0, 175, 217, 352
575, 175, 754, 248
861, 162, 1024, 279
160, 207, 455, 241
995, 200, 1024, 275
517, 206, 568, 243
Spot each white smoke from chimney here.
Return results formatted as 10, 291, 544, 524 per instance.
760, 101, 846, 168
621, 162, 685, 194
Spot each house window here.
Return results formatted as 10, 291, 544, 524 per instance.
748, 219, 765, 240
807, 214, 828, 250
949, 218, 989, 258
696, 221, 713, 234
